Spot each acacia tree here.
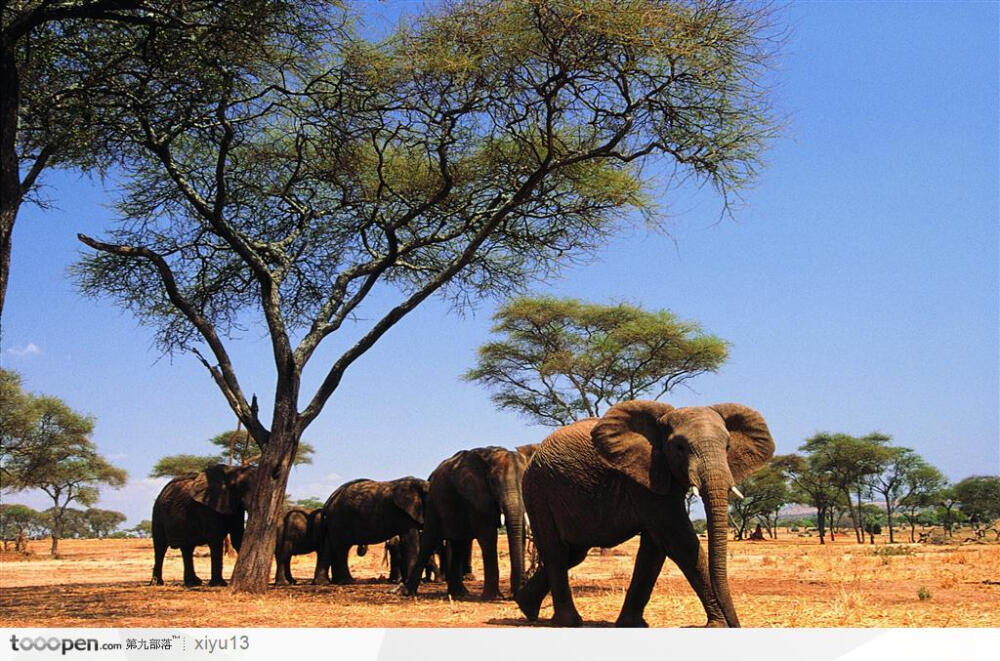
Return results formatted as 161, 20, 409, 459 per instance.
728, 461, 788, 540
74, 0, 778, 592
464, 296, 728, 425
0, 387, 127, 554
775, 453, 840, 544
1, 1, 325, 321
953, 476, 1000, 529
83, 508, 126, 538
800, 432, 892, 544
867, 446, 921, 544
897, 462, 946, 542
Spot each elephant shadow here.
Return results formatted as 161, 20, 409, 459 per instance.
486, 616, 616, 627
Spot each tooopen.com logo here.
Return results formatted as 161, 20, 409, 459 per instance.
9, 635, 122, 655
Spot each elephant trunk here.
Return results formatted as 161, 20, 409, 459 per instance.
501, 480, 526, 597
230, 511, 246, 553
700, 463, 740, 627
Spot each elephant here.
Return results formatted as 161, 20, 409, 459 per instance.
403, 445, 531, 600
384, 533, 445, 583
313, 477, 428, 585
273, 508, 324, 585
515, 401, 774, 627
151, 464, 256, 587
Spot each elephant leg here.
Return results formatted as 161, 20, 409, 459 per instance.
542, 542, 586, 627
515, 564, 550, 621
313, 529, 335, 585
208, 538, 227, 586
615, 534, 666, 627
150, 531, 167, 586
445, 538, 471, 598
274, 554, 287, 585
181, 546, 202, 587
400, 528, 421, 585
476, 529, 502, 600
654, 517, 727, 627
402, 522, 442, 596
331, 543, 354, 584
285, 556, 297, 585
460, 539, 475, 579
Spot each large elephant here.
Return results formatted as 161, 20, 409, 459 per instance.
151, 464, 255, 587
313, 477, 427, 585
273, 508, 324, 585
516, 401, 774, 627
403, 446, 531, 600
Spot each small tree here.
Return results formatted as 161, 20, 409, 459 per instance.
953, 476, 1000, 529
465, 297, 728, 425
83, 508, 127, 538
897, 461, 946, 542
868, 446, 921, 543
776, 453, 840, 545
292, 497, 324, 511
0, 503, 42, 551
1, 382, 127, 555
728, 461, 789, 540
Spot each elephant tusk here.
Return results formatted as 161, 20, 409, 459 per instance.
730, 485, 745, 499
687, 485, 700, 499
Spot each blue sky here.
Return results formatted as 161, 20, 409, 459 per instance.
2, 2, 997, 525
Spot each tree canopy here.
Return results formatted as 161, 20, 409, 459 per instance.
149, 430, 315, 478
953, 476, 1000, 527
465, 296, 728, 425
0, 369, 127, 554
70, 0, 780, 592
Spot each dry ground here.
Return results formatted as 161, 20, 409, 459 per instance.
2, 533, 998, 627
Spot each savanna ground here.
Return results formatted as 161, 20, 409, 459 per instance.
2, 531, 998, 628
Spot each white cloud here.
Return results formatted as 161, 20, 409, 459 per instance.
6, 342, 41, 356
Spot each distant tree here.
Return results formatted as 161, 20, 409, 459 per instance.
859, 504, 885, 544
937, 487, 960, 537
897, 461, 947, 542
0, 503, 42, 551
800, 432, 893, 543
1, 381, 127, 555
292, 497, 324, 511
465, 297, 728, 426
132, 520, 153, 538
729, 460, 789, 540
952, 476, 1000, 528
868, 446, 922, 543
39, 507, 89, 539
776, 454, 840, 545
148, 454, 221, 478
83, 508, 127, 538
208, 430, 314, 467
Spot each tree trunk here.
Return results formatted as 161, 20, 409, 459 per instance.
852, 488, 863, 543
885, 496, 895, 543
229, 408, 300, 593
817, 505, 826, 545
0, 45, 22, 321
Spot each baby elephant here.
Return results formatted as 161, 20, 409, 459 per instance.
274, 508, 324, 585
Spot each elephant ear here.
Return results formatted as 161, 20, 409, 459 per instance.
191, 464, 236, 515
392, 479, 425, 525
711, 403, 775, 483
516, 443, 539, 462
591, 400, 675, 494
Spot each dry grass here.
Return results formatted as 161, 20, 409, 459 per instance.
2, 532, 998, 628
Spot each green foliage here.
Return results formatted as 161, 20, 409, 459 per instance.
132, 520, 153, 538
952, 476, 1000, 526
149, 454, 222, 478
0, 503, 46, 548
729, 459, 791, 539
465, 297, 728, 425
208, 430, 314, 467
292, 497, 324, 511
691, 519, 708, 535
917, 586, 932, 601
82, 508, 127, 538
0, 370, 127, 553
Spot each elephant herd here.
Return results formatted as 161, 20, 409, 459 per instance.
151, 400, 775, 627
